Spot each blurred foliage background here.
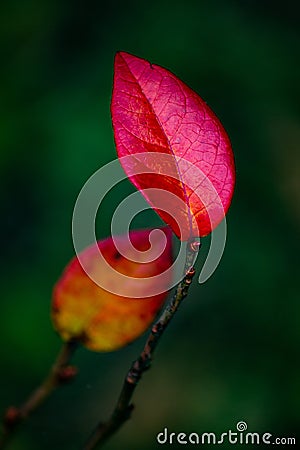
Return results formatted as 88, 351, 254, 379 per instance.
0, 0, 299, 449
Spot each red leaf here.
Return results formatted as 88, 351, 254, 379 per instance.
111, 52, 235, 240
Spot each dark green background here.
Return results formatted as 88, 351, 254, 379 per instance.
1, 0, 299, 448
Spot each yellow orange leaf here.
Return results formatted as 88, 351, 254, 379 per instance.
51, 228, 173, 351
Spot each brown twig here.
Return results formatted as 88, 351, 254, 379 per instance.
83, 239, 199, 450
0, 340, 78, 449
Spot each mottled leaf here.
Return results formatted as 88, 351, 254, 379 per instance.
52, 228, 172, 352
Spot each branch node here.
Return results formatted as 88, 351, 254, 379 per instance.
152, 322, 163, 335
3, 407, 20, 428
189, 240, 201, 252
58, 365, 78, 384
186, 267, 196, 279
126, 369, 140, 385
